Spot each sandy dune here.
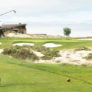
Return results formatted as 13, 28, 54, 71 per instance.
35, 50, 92, 65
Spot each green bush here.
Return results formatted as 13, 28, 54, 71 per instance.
75, 46, 90, 51
42, 49, 60, 60
3, 46, 39, 61
3, 46, 60, 61
55, 60, 61, 63
32, 46, 47, 52
32, 46, 60, 60
84, 53, 92, 60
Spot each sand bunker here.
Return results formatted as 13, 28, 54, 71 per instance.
43, 43, 62, 47
13, 43, 34, 46
53, 50, 92, 65
0, 49, 3, 53
33, 51, 44, 57
35, 50, 92, 65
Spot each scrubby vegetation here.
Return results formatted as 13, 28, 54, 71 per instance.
41, 48, 60, 60
84, 53, 92, 60
3, 46, 60, 61
75, 46, 90, 51
32, 46, 60, 60
3, 46, 39, 61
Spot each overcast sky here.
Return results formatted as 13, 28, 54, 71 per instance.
0, 0, 92, 36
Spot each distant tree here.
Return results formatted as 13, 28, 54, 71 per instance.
63, 27, 71, 37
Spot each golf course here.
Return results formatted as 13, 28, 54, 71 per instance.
0, 37, 92, 92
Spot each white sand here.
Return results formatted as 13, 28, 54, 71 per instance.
13, 43, 34, 46
54, 50, 92, 65
35, 50, 92, 65
43, 43, 62, 47
0, 49, 3, 53
33, 51, 44, 57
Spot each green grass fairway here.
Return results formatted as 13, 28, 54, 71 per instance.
0, 55, 92, 92
0, 37, 92, 50
0, 37, 92, 92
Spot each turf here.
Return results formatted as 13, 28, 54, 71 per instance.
0, 37, 92, 50
0, 55, 92, 92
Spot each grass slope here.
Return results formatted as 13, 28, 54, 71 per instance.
0, 55, 92, 92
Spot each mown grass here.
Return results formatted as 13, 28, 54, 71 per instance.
0, 55, 92, 92
0, 37, 92, 50
0, 37, 92, 92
